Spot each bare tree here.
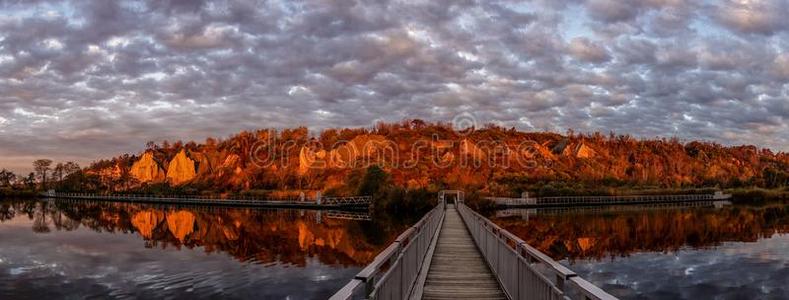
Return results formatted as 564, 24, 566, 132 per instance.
23, 173, 35, 189
63, 162, 81, 176
0, 169, 15, 187
53, 163, 65, 183
33, 159, 53, 190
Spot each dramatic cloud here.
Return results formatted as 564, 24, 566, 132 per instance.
0, 0, 787, 173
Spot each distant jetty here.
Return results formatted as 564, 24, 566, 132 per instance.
487, 191, 732, 208
40, 191, 371, 210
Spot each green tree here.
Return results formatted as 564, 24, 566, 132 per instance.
356, 165, 389, 196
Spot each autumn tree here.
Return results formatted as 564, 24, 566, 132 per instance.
33, 159, 53, 190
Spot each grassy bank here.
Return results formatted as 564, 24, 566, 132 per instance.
726, 187, 789, 203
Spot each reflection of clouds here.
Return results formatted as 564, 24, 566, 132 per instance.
565, 234, 789, 299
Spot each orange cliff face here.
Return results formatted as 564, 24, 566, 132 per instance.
130, 152, 165, 183
298, 134, 390, 175
166, 149, 197, 185
85, 122, 789, 192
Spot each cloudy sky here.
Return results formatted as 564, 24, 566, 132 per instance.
1, 0, 788, 174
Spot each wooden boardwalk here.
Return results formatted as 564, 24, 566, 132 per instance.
422, 204, 506, 300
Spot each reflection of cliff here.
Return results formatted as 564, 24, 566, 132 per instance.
166, 210, 196, 241
492, 204, 789, 262
131, 210, 164, 239
5, 200, 397, 267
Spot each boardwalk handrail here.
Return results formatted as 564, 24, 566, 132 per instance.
457, 203, 618, 300
489, 192, 731, 207
331, 201, 445, 300
41, 192, 371, 208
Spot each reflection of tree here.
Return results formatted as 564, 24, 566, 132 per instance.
0, 203, 16, 221
1, 200, 403, 267
32, 202, 51, 233
493, 204, 789, 262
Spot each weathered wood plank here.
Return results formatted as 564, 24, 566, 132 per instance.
422, 204, 506, 300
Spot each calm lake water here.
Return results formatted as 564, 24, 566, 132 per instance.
0, 199, 405, 299
491, 202, 789, 300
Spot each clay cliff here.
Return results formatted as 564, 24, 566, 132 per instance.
129, 152, 165, 183
166, 149, 197, 185
85, 121, 789, 193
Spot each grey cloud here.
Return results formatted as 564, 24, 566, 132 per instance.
568, 37, 611, 63
0, 0, 787, 174
712, 0, 789, 35
586, 0, 640, 23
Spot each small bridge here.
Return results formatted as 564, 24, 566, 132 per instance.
331, 190, 617, 300
40, 192, 371, 210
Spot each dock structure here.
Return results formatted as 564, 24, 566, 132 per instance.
488, 191, 732, 208
331, 190, 617, 300
421, 204, 506, 299
495, 200, 732, 219
39, 192, 371, 210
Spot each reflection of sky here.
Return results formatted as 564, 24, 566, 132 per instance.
0, 215, 358, 299
564, 234, 789, 300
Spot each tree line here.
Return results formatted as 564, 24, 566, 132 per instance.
0, 159, 82, 193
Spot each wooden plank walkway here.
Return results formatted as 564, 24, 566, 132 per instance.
422, 204, 506, 300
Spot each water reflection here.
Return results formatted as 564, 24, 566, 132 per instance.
490, 202, 789, 261
0, 199, 402, 299
490, 202, 789, 299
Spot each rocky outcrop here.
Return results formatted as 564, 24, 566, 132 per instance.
574, 143, 596, 158
552, 138, 570, 155
298, 134, 391, 174
194, 152, 214, 177
130, 152, 165, 183
553, 139, 596, 158
519, 142, 556, 160
166, 149, 196, 185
